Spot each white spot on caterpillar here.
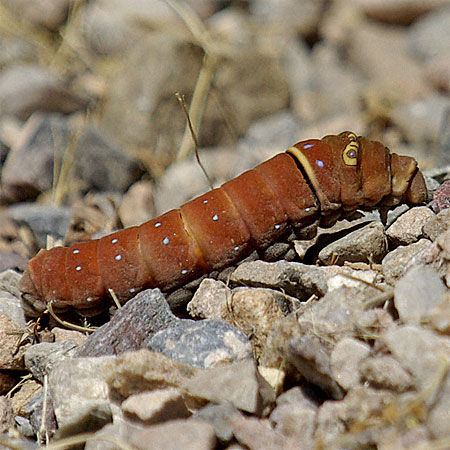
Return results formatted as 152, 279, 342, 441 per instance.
163, 237, 170, 245
305, 207, 312, 212
76, 266, 82, 271
129, 288, 136, 293
115, 254, 122, 261
111, 238, 118, 244
181, 269, 188, 275
155, 222, 161, 228
86, 297, 93, 302
212, 214, 219, 221
316, 159, 324, 168
203, 199, 208, 204
234, 246, 240, 251
303, 143, 313, 149
73, 249, 80, 254
274, 224, 281, 230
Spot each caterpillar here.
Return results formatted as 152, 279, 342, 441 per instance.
20, 132, 427, 316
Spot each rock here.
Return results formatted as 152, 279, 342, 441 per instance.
381, 325, 449, 390
184, 359, 275, 415
408, 5, 450, 61
48, 356, 113, 437
148, 318, 252, 369
230, 260, 329, 299
386, 206, 435, 246
359, 355, 413, 391
191, 402, 240, 444
288, 334, 344, 399
427, 367, 450, 439
0, 312, 28, 370
0, 65, 88, 120
10, 379, 41, 416
229, 415, 290, 450
0, 269, 26, 328
121, 388, 190, 424
425, 295, 450, 333
7, 204, 71, 249
25, 389, 57, 437
2, 0, 70, 31
101, 32, 289, 161
221, 288, 290, 359
394, 265, 447, 325
391, 94, 450, 147
330, 338, 371, 390
2, 114, 141, 203
431, 181, 450, 214
382, 239, 433, 285
318, 222, 388, 265
347, 22, 430, 101
52, 327, 87, 347
105, 349, 198, 399
270, 399, 317, 448
423, 208, 450, 239
119, 180, 156, 228
76, 289, 178, 357
24, 340, 78, 382
85, 418, 216, 450
0, 396, 14, 433
187, 279, 229, 320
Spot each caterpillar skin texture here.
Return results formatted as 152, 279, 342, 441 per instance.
20, 132, 427, 316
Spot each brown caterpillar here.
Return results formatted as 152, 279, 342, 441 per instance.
20, 132, 427, 316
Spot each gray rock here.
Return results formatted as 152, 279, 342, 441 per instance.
0, 64, 88, 120
0, 312, 28, 370
386, 206, 435, 246
0, 395, 14, 433
394, 265, 447, 325
0, 269, 26, 328
423, 208, 450, 240
270, 401, 317, 448
76, 289, 178, 357
359, 355, 413, 392
148, 319, 252, 369
2, 113, 141, 203
2, 0, 70, 31
121, 388, 190, 424
48, 356, 113, 438
24, 340, 78, 382
85, 418, 216, 450
192, 402, 240, 444
184, 359, 275, 415
408, 5, 450, 61
318, 222, 388, 265
8, 204, 71, 249
288, 334, 344, 399
382, 238, 433, 285
427, 369, 450, 438
391, 94, 450, 146
330, 338, 371, 390
381, 325, 450, 390
229, 415, 290, 450
187, 279, 229, 320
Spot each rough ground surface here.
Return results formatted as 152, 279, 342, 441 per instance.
0, 0, 449, 449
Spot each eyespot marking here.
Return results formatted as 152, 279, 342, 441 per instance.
181, 269, 188, 275
155, 222, 161, 228
115, 254, 122, 261
129, 288, 136, 293
303, 143, 314, 149
76, 266, 82, 271
212, 214, 219, 221
343, 139, 359, 166
274, 224, 281, 230
163, 237, 170, 245
73, 249, 80, 254
86, 297, 93, 302
316, 159, 324, 168
111, 238, 118, 244
234, 246, 240, 251
203, 200, 208, 204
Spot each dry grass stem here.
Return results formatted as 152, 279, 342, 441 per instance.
47, 301, 97, 332
108, 288, 122, 309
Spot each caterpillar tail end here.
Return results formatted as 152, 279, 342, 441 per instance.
19, 269, 47, 317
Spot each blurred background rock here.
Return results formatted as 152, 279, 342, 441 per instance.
0, 0, 449, 258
